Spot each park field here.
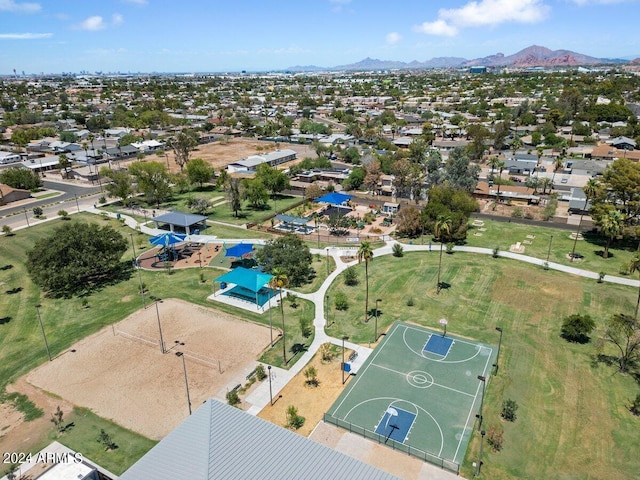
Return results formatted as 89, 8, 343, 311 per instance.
326, 252, 640, 479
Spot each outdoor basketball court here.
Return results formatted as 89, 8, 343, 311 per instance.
325, 321, 496, 473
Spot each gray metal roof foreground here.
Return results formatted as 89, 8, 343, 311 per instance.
120, 399, 400, 480
152, 211, 207, 227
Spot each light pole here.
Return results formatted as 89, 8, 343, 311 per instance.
155, 300, 165, 354
176, 352, 192, 415
268, 365, 273, 406
198, 251, 202, 268
35, 304, 51, 361
546, 234, 553, 266
493, 327, 503, 374
23, 208, 30, 227
477, 375, 486, 431
326, 247, 329, 275
268, 295, 274, 347
325, 294, 329, 323
130, 233, 146, 309
342, 335, 349, 385
316, 214, 320, 248
374, 298, 382, 343
475, 430, 486, 477
74, 194, 80, 213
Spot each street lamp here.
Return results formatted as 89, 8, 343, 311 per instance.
475, 430, 486, 477
374, 298, 382, 343
130, 233, 146, 309
35, 304, 51, 361
325, 294, 329, 324
477, 375, 486, 431
268, 365, 273, 406
342, 335, 349, 385
155, 300, 165, 354
23, 208, 30, 227
175, 352, 192, 415
493, 327, 503, 374
326, 247, 330, 275
546, 234, 553, 267
74, 194, 80, 213
198, 251, 202, 268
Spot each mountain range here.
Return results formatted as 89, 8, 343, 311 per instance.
287, 45, 635, 72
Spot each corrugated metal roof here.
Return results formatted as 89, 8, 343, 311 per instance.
120, 399, 399, 480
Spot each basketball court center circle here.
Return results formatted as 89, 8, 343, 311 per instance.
407, 370, 434, 388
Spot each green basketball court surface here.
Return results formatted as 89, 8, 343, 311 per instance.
325, 321, 497, 473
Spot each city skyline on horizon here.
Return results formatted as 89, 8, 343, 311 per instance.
1, 0, 640, 75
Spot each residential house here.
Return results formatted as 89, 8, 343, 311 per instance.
0, 183, 31, 205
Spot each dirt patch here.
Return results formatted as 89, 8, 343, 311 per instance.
258, 345, 346, 436
25, 299, 271, 440
159, 138, 313, 174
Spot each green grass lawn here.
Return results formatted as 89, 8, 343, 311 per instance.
326, 252, 640, 479
414, 218, 639, 277
293, 253, 336, 294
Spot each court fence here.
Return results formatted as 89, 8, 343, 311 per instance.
323, 412, 460, 475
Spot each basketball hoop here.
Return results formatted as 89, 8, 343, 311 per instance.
439, 318, 448, 336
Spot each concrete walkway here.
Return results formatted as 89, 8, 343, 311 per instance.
91, 208, 640, 414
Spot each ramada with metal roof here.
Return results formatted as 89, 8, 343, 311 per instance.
119, 399, 399, 480
152, 211, 207, 235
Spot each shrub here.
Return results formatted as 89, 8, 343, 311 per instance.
486, 425, 504, 452
492, 246, 500, 258
303, 366, 319, 387
501, 398, 518, 422
631, 393, 640, 416
97, 429, 117, 451
2, 225, 13, 236
344, 267, 359, 286
320, 343, 336, 363
335, 292, 349, 311
598, 271, 605, 283
99, 196, 106, 204
32, 206, 43, 218
511, 207, 523, 218
286, 405, 305, 429
299, 316, 312, 338
57, 209, 69, 219
392, 243, 404, 257
226, 389, 240, 407
50, 406, 64, 432
406, 297, 415, 307
255, 364, 267, 381
446, 243, 454, 254
560, 314, 595, 344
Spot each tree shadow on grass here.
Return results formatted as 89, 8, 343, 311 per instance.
594, 250, 615, 259
437, 282, 451, 291
6, 287, 22, 295
0, 316, 11, 325
0, 264, 13, 271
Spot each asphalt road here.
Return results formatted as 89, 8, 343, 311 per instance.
1, 179, 103, 230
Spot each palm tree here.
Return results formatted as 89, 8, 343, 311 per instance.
269, 268, 289, 364
630, 257, 640, 321
434, 215, 452, 294
357, 241, 374, 323
599, 209, 624, 259
570, 178, 599, 261
58, 154, 71, 179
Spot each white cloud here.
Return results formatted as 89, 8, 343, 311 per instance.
385, 32, 402, 45
0, 0, 41, 14
77, 16, 107, 31
122, 0, 147, 4
415, 0, 549, 37
328, 0, 351, 4
0, 32, 51, 39
112, 13, 123, 25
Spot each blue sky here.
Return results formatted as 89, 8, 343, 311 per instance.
1, 0, 639, 74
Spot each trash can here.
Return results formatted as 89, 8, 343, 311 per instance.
220, 282, 227, 289
116, 213, 121, 220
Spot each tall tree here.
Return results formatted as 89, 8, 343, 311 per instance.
103, 168, 133, 206
226, 177, 242, 217
257, 234, 313, 287
58, 154, 72, 179
604, 313, 640, 373
630, 256, 640, 322
128, 161, 172, 207
357, 241, 374, 323
596, 208, 625, 259
269, 268, 289, 364
242, 178, 269, 208
185, 158, 214, 188
443, 147, 480, 193
168, 130, 198, 172
434, 215, 451, 294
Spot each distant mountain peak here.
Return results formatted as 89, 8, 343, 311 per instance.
286, 45, 626, 72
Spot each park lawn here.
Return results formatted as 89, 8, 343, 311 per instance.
292, 253, 336, 294
205, 193, 303, 226
54, 407, 157, 476
326, 252, 640, 479
460, 219, 638, 276
0, 214, 303, 474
